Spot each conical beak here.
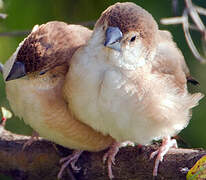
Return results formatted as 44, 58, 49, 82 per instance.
5, 61, 26, 81
104, 26, 123, 52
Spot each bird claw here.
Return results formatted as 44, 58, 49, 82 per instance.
22, 131, 39, 151
150, 136, 178, 176
57, 150, 83, 179
103, 152, 108, 164
71, 161, 81, 171
150, 150, 159, 160
103, 141, 133, 179
103, 142, 121, 179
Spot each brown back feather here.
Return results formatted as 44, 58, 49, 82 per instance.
16, 21, 92, 74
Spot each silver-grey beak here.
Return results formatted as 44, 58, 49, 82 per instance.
6, 61, 26, 81
104, 26, 123, 52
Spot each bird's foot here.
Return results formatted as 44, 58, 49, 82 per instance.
57, 150, 83, 179
150, 136, 177, 176
103, 141, 134, 179
22, 131, 39, 151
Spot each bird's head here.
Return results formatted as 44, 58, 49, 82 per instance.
3, 23, 67, 82
4, 22, 89, 81
92, 2, 158, 69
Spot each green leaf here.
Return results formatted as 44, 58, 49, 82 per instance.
187, 155, 206, 180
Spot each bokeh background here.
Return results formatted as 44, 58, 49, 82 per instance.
0, 0, 205, 179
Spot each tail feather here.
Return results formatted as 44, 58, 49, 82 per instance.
189, 92, 204, 109
187, 76, 200, 86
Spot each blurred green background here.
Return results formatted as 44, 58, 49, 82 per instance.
0, 0, 205, 179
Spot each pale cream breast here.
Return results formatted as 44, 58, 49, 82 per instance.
65, 28, 204, 145
6, 74, 113, 151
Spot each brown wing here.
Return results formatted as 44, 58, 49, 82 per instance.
16, 21, 92, 74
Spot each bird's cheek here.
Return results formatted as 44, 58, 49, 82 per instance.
124, 43, 130, 51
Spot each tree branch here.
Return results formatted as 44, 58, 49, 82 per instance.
0, 125, 205, 180
0, 30, 30, 37
162, 0, 206, 63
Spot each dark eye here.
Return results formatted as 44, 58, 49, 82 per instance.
130, 36, 136, 42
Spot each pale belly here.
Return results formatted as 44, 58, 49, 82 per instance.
68, 67, 190, 145
5, 79, 113, 151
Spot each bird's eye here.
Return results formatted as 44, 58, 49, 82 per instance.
130, 36, 136, 42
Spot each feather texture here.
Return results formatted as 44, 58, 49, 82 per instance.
4, 21, 114, 151
65, 2, 204, 145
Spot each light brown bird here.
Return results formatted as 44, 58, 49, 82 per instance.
3, 21, 114, 178
64, 2, 204, 178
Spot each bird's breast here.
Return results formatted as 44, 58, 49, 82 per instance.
67, 58, 193, 145
6, 77, 113, 151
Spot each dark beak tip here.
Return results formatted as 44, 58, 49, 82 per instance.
5, 75, 10, 81
5, 61, 26, 81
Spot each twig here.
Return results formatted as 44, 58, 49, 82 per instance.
185, 0, 205, 31
161, 0, 206, 63
161, 16, 184, 25
172, 0, 179, 15
195, 5, 206, 16
0, 30, 30, 37
161, 17, 201, 31
182, 9, 206, 63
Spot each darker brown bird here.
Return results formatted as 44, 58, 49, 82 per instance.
3, 21, 114, 179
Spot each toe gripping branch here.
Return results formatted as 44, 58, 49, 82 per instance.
150, 136, 178, 176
